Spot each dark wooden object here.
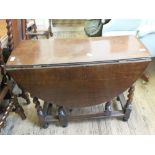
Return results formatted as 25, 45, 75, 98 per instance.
0, 73, 27, 130
6, 19, 25, 52
6, 20, 14, 52
0, 19, 30, 130
32, 86, 134, 128
0, 41, 2, 63
48, 19, 53, 37
6, 36, 151, 128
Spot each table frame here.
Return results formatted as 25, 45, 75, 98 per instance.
32, 86, 134, 128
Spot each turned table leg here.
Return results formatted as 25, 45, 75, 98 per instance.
105, 101, 112, 116
33, 97, 48, 128
123, 85, 135, 121
43, 102, 53, 116
13, 95, 26, 120
20, 91, 30, 105
58, 106, 68, 127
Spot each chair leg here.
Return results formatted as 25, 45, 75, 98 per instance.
0, 99, 14, 129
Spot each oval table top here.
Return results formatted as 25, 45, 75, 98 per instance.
7, 35, 151, 68
6, 35, 151, 107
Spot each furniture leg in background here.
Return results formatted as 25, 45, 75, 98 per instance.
25, 19, 51, 39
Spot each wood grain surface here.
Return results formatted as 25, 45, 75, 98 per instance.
7, 36, 150, 67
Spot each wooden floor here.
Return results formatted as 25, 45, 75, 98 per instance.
0, 20, 7, 39
1, 20, 155, 135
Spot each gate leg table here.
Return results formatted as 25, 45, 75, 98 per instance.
6, 36, 151, 128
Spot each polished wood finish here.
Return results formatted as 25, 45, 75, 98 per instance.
6, 20, 14, 52
7, 36, 150, 66
6, 35, 151, 128
7, 61, 149, 107
6, 36, 151, 107
11, 20, 23, 48
21, 19, 27, 40
6, 19, 26, 52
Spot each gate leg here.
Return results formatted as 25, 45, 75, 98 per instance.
105, 101, 112, 116
43, 102, 53, 116
123, 86, 135, 121
33, 97, 48, 129
58, 106, 68, 127
20, 91, 30, 105
13, 95, 26, 120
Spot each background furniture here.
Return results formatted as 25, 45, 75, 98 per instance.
6, 19, 26, 51
0, 19, 30, 130
25, 19, 52, 39
0, 20, 7, 40
0, 20, 8, 49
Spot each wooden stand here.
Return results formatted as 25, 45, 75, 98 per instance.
0, 82, 27, 130
0, 67, 29, 130
33, 86, 135, 129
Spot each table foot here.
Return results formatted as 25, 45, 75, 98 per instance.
13, 95, 26, 120
123, 85, 135, 121
105, 101, 112, 116
58, 106, 68, 127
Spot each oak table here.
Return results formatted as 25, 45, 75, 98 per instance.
6, 35, 151, 128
